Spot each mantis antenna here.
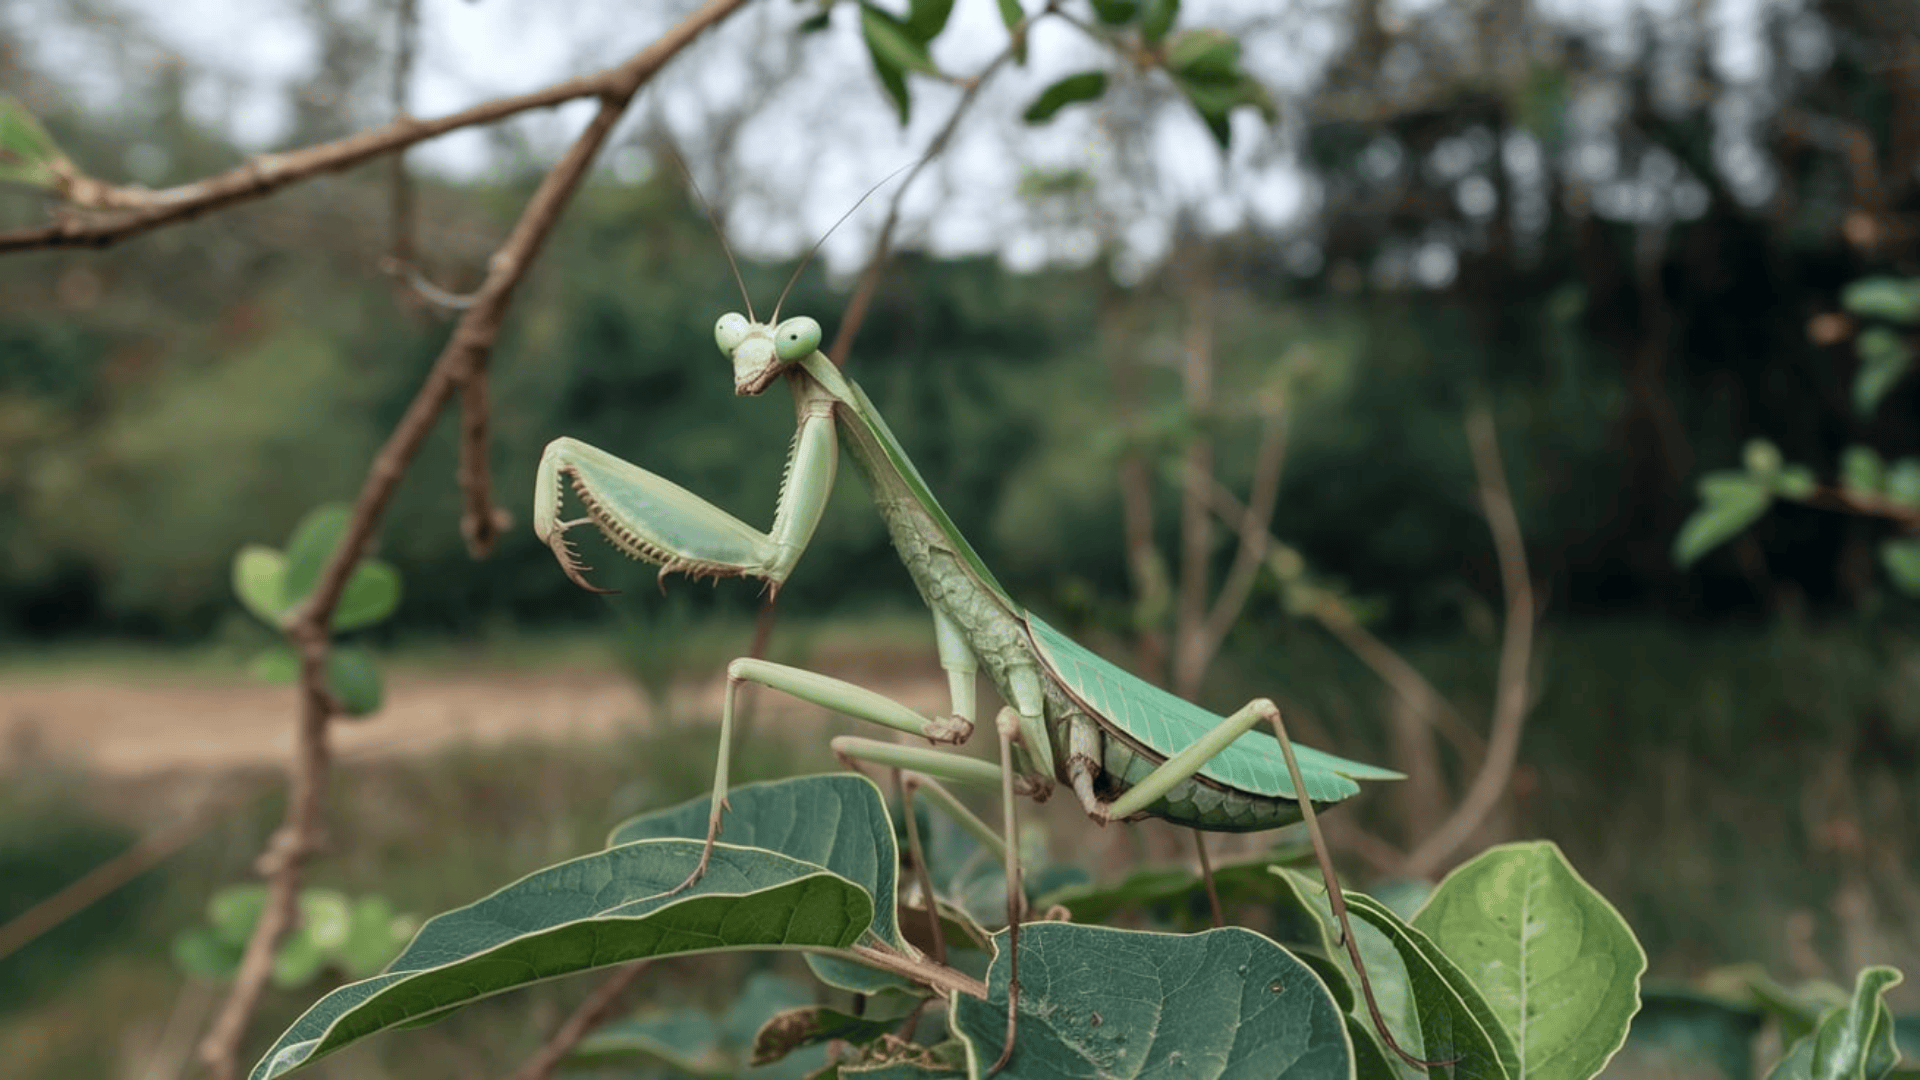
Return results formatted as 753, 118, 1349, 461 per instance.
769, 162, 914, 324
666, 147, 756, 321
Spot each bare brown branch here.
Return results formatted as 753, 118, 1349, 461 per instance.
1193, 398, 1288, 677
1399, 407, 1536, 879
511, 961, 650, 1080
1, 1, 738, 254
192, 5, 750, 1076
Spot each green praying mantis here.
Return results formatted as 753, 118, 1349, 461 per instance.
532, 268, 1425, 1072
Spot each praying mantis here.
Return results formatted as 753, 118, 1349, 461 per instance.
533, 277, 1415, 1072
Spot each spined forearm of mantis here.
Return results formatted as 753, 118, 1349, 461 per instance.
534, 305, 1449, 1073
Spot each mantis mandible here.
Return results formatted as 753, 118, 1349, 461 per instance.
533, 277, 1418, 1073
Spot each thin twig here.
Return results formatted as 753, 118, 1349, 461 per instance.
1203, 479, 1487, 763
510, 961, 651, 1080
1193, 398, 1289, 676
1399, 407, 1536, 879
0, 781, 266, 964
826, 16, 1035, 365
0, 3, 732, 254
193, 5, 750, 1076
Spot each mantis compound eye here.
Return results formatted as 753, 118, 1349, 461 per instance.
715, 312, 750, 356
773, 317, 822, 362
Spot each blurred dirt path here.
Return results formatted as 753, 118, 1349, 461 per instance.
0, 663, 950, 777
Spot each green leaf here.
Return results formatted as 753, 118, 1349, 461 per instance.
1745, 438, 1784, 477
233, 545, 288, 625
251, 646, 300, 685
1415, 841, 1646, 1080
1842, 445, 1886, 497
997, 0, 1023, 30
333, 560, 401, 632
798, 10, 832, 33
272, 925, 326, 989
1674, 476, 1771, 567
608, 773, 908, 994
339, 896, 407, 978
951, 924, 1353, 1078
326, 646, 383, 718
754, 1005, 898, 1065
1777, 465, 1819, 500
1768, 967, 1905, 1080
1841, 278, 1920, 324
1886, 460, 1920, 508
279, 504, 354, 612
905, 0, 954, 43
1855, 327, 1913, 416
1166, 27, 1240, 80
172, 928, 244, 980
1880, 540, 1920, 598
248, 839, 874, 1079
0, 95, 68, 189
1022, 71, 1109, 124
1344, 890, 1522, 1079
299, 889, 352, 953
570, 1011, 724, 1075
209, 885, 270, 946
861, 4, 938, 75
1087, 0, 1139, 25
1139, 0, 1178, 42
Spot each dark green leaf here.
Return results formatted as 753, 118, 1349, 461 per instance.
1414, 841, 1646, 1080
861, 4, 938, 75
1087, 0, 1139, 25
279, 504, 353, 612
754, 1005, 898, 1064
1842, 278, 1920, 324
1881, 540, 1920, 597
798, 10, 833, 33
1139, 0, 1178, 42
1855, 327, 1913, 416
609, 774, 909, 994
248, 840, 874, 1079
233, 544, 287, 624
326, 646, 383, 717
997, 0, 1023, 30
905, 0, 954, 43
1674, 476, 1771, 567
1166, 27, 1240, 80
952, 924, 1353, 1078
0, 95, 68, 188
1022, 71, 1109, 124
333, 560, 401, 632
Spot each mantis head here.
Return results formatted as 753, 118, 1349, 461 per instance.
716, 312, 822, 396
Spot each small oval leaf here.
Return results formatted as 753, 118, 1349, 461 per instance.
905, 0, 954, 43
1139, 0, 1178, 42
232, 545, 288, 624
1022, 71, 1109, 124
1841, 278, 1920, 324
1673, 476, 1771, 567
1854, 327, 1913, 416
280, 504, 354, 611
0, 95, 69, 189
333, 560, 402, 632
325, 646, 383, 717
1880, 539, 1920, 598
861, 4, 938, 75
